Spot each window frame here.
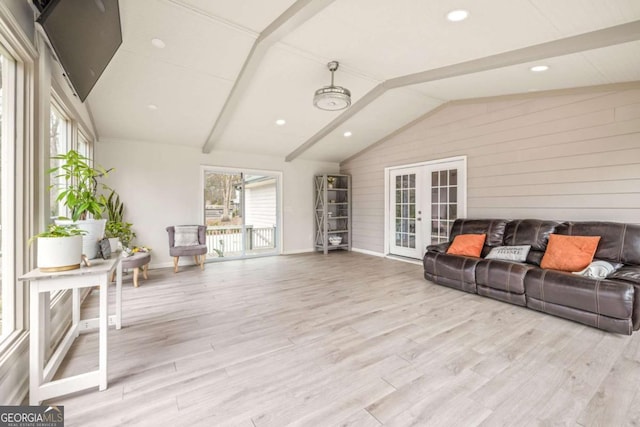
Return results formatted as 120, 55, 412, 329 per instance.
0, 2, 37, 350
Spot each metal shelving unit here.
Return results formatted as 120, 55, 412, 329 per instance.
314, 174, 351, 254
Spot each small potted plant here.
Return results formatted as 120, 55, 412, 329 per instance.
101, 190, 136, 250
105, 220, 136, 250
327, 176, 336, 189
29, 224, 86, 272
49, 150, 113, 258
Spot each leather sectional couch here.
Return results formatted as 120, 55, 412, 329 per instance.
423, 219, 640, 334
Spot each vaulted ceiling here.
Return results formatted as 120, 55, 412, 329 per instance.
86, 0, 640, 163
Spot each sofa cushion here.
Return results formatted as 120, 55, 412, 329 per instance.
447, 234, 485, 257
556, 222, 640, 265
485, 245, 531, 262
608, 265, 640, 285
524, 269, 634, 320
476, 259, 533, 295
503, 219, 560, 251
527, 296, 633, 335
423, 251, 481, 293
450, 219, 508, 247
540, 234, 600, 272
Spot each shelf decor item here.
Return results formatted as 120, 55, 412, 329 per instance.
314, 174, 351, 254
327, 176, 336, 189
329, 236, 342, 246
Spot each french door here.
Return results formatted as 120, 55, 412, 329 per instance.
388, 157, 466, 259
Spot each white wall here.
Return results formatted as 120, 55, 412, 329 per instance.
341, 84, 640, 255
96, 139, 339, 267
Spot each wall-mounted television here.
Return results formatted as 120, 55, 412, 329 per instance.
35, 0, 122, 102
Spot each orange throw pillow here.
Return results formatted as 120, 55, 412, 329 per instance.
540, 234, 601, 272
446, 234, 486, 257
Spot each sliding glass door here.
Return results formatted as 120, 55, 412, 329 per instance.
203, 168, 280, 259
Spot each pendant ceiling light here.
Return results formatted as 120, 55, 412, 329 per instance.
313, 61, 351, 111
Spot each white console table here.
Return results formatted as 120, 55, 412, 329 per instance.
19, 256, 122, 405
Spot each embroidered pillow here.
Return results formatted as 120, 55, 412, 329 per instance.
540, 234, 600, 272
174, 225, 200, 247
446, 234, 486, 257
485, 245, 531, 262
572, 260, 622, 279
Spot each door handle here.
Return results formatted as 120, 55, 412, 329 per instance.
417, 217, 422, 221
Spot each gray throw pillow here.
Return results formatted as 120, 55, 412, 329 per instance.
174, 225, 200, 246
573, 260, 622, 279
485, 245, 531, 262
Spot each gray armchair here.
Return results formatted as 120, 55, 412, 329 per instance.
166, 225, 207, 273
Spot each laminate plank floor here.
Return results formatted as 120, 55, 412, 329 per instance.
49, 252, 640, 426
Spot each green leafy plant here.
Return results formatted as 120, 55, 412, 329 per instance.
29, 223, 86, 245
102, 190, 124, 223
49, 150, 113, 221
105, 220, 136, 248
101, 189, 136, 248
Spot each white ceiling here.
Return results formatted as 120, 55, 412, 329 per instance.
87, 0, 640, 163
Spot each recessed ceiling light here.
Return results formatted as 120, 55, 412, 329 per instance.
446, 9, 469, 22
148, 104, 158, 110
151, 38, 166, 49
343, 131, 352, 137
530, 65, 549, 72
275, 119, 286, 126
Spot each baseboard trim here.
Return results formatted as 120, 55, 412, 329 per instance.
385, 254, 423, 265
351, 247, 385, 257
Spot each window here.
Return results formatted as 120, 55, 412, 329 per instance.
0, 44, 16, 340
77, 129, 90, 159
49, 101, 69, 219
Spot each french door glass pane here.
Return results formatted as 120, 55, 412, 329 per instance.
394, 173, 416, 249
431, 168, 459, 245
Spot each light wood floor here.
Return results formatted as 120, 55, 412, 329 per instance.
51, 252, 640, 426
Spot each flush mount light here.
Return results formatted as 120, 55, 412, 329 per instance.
151, 38, 166, 49
446, 9, 469, 22
343, 131, 352, 137
530, 65, 549, 72
148, 104, 158, 110
275, 119, 286, 126
313, 61, 351, 111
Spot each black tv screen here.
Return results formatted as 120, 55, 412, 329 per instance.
36, 0, 122, 102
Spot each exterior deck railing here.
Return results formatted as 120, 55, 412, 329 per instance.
206, 225, 276, 256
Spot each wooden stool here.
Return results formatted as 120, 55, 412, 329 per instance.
117, 252, 151, 287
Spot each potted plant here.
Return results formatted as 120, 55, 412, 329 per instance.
105, 220, 136, 250
327, 176, 336, 189
49, 150, 113, 259
101, 190, 136, 250
29, 224, 86, 272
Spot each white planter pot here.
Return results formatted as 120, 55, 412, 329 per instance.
37, 235, 83, 272
108, 237, 121, 253
56, 218, 107, 259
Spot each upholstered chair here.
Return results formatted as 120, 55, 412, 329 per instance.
166, 225, 207, 273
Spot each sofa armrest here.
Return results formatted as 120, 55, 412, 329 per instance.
426, 242, 450, 253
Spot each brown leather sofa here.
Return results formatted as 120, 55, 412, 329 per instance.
423, 219, 640, 334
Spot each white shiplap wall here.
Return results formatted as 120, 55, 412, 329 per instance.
341, 85, 640, 255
